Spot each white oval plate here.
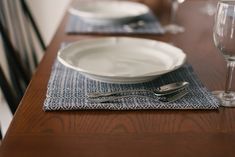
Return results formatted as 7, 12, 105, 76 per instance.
69, 0, 150, 25
58, 37, 186, 84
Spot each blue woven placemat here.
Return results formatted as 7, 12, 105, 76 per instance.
65, 11, 165, 34
43, 60, 220, 111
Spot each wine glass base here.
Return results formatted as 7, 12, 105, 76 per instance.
212, 91, 235, 107
163, 24, 185, 34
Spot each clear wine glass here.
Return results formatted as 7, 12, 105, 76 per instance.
213, 0, 235, 107
164, 0, 185, 34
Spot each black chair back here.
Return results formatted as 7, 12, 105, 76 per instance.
0, 0, 46, 115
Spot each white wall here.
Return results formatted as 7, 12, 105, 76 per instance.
27, 0, 71, 45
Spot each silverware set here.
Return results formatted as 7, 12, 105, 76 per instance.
88, 81, 189, 103
123, 20, 146, 32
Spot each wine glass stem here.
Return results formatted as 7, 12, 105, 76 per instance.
171, 0, 179, 24
225, 62, 235, 95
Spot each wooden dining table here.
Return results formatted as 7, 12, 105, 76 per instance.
1, 0, 235, 157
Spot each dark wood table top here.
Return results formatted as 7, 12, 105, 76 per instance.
1, 0, 235, 157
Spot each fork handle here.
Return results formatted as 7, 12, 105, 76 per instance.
88, 89, 155, 98
87, 95, 155, 103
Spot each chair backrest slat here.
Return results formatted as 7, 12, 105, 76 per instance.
20, 0, 46, 51
0, 66, 18, 113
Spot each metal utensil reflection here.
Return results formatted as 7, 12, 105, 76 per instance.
123, 20, 146, 31
88, 81, 189, 98
88, 87, 189, 103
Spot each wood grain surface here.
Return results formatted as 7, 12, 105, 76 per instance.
1, 0, 235, 157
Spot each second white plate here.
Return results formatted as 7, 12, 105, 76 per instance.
69, 0, 150, 25
58, 37, 186, 84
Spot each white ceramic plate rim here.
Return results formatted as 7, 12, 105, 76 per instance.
58, 37, 186, 80
69, 0, 150, 20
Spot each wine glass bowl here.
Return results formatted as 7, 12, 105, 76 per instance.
213, 0, 235, 107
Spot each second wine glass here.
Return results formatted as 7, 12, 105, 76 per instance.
164, 0, 185, 34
